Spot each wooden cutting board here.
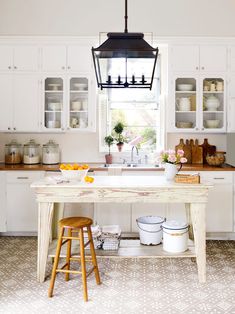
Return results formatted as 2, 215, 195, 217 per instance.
175, 138, 184, 153
200, 138, 216, 164
183, 139, 192, 164
191, 139, 203, 164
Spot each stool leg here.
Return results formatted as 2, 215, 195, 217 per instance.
65, 228, 72, 281
79, 228, 88, 302
87, 226, 101, 285
48, 227, 64, 297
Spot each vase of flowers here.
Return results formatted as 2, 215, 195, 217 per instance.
158, 149, 187, 181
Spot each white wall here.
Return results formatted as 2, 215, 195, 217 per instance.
1, 0, 235, 37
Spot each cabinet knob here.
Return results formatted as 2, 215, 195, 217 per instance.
201, 66, 205, 70
196, 66, 199, 70
8, 127, 11, 130
67, 127, 70, 130
62, 66, 65, 70
61, 127, 64, 131
8, 66, 11, 69
67, 66, 71, 69
14, 66, 17, 69
195, 127, 199, 130
201, 127, 205, 130
13, 127, 16, 130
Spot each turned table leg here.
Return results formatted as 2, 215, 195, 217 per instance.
190, 202, 206, 283
37, 202, 54, 283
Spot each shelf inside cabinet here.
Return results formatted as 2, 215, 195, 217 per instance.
45, 90, 63, 93
70, 110, 88, 113
203, 91, 224, 94
70, 90, 88, 93
203, 111, 224, 113
175, 91, 196, 94
45, 110, 62, 113
176, 111, 196, 113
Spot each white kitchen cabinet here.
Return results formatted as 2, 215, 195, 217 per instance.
227, 76, 235, 132
0, 74, 40, 132
6, 171, 44, 233
42, 75, 95, 132
42, 45, 92, 73
0, 45, 39, 72
0, 172, 7, 232
42, 46, 67, 72
170, 45, 227, 72
170, 45, 199, 72
168, 74, 226, 133
201, 172, 233, 232
67, 45, 92, 72
179, 171, 233, 233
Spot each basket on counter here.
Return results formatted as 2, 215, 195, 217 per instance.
206, 151, 226, 166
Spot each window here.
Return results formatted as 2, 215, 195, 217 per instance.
99, 57, 162, 154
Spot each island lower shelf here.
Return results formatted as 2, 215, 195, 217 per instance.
48, 239, 196, 258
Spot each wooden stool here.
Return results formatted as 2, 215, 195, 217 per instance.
48, 216, 101, 301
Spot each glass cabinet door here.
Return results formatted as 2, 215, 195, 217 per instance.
202, 77, 225, 130
174, 78, 197, 130
68, 77, 89, 130
44, 77, 64, 130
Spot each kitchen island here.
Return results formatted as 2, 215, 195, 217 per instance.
31, 175, 212, 284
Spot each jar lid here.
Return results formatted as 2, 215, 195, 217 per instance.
5, 139, 22, 147
162, 220, 188, 230
43, 140, 58, 148
24, 139, 40, 147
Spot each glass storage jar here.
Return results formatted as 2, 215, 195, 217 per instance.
5, 140, 22, 164
23, 139, 41, 164
42, 140, 60, 165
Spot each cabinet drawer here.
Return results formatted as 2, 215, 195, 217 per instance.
200, 172, 233, 184
7, 171, 43, 183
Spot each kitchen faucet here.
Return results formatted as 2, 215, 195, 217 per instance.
131, 145, 139, 164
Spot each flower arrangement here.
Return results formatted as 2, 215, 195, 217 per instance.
158, 149, 187, 165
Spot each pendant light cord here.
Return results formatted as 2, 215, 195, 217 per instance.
124, 0, 128, 33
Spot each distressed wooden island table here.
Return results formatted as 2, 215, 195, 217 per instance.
31, 175, 212, 283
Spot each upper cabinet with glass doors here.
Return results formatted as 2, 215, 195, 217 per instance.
168, 44, 227, 133
43, 77, 64, 131
170, 76, 226, 133
68, 77, 90, 130
42, 75, 95, 132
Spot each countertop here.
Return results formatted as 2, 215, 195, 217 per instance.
0, 162, 234, 171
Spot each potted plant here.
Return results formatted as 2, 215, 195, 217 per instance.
104, 135, 114, 164
113, 122, 125, 152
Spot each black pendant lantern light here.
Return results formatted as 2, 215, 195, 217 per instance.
92, 0, 158, 90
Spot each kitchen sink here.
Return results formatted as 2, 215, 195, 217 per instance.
101, 163, 159, 168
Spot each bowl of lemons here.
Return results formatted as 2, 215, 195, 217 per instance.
60, 163, 89, 181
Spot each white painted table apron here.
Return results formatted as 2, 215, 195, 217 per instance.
31, 176, 212, 284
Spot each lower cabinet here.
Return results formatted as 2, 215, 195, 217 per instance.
6, 171, 44, 233
200, 172, 233, 232
0, 172, 7, 232
180, 171, 234, 233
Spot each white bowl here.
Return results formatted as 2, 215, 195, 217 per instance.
71, 101, 82, 111
176, 121, 193, 128
74, 83, 87, 91
60, 169, 89, 181
177, 84, 194, 91
205, 120, 220, 128
46, 120, 61, 128
48, 83, 61, 91
48, 103, 61, 111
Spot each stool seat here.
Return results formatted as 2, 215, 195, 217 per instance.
59, 216, 93, 229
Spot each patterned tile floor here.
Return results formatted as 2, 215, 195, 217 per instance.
1, 237, 235, 314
